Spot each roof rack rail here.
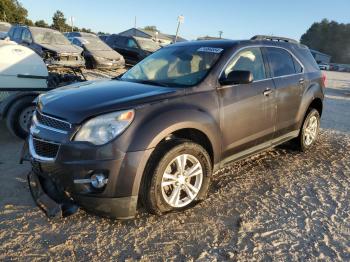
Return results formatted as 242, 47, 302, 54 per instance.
251, 35, 299, 44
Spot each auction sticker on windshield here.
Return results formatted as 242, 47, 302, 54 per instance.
197, 47, 224, 53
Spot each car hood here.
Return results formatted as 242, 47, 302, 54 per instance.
38, 80, 180, 124
40, 43, 82, 55
88, 49, 123, 60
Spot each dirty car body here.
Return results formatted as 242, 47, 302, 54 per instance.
8, 26, 85, 69
71, 36, 125, 69
26, 37, 325, 219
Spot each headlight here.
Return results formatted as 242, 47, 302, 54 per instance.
74, 110, 134, 145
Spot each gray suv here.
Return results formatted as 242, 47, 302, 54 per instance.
25, 35, 325, 219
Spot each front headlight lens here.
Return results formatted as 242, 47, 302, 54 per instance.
74, 110, 134, 145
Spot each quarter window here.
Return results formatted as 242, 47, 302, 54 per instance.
126, 39, 138, 49
293, 57, 303, 73
21, 29, 32, 43
266, 48, 297, 77
224, 47, 266, 81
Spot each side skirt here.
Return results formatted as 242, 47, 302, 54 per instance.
220, 130, 299, 167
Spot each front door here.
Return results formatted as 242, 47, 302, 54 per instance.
218, 47, 276, 161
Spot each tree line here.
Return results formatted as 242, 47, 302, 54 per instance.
0, 0, 92, 33
300, 19, 350, 64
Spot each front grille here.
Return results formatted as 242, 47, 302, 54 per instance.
36, 111, 71, 131
33, 138, 60, 159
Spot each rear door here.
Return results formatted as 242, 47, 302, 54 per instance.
264, 47, 304, 138
218, 47, 276, 160
12, 27, 23, 42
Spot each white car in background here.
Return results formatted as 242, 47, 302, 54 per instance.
0, 22, 11, 39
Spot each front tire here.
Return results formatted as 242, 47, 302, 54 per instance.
6, 96, 36, 139
142, 140, 212, 215
294, 108, 320, 151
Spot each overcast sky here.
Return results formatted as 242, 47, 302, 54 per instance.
20, 0, 350, 40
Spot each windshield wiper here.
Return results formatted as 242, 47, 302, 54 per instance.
121, 79, 169, 87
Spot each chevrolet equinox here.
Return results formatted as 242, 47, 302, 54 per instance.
25, 35, 325, 219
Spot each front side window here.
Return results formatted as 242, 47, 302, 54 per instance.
266, 47, 296, 77
121, 45, 224, 87
224, 47, 266, 81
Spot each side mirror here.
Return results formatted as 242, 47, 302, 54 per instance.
219, 70, 254, 85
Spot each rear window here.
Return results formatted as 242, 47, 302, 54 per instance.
266, 47, 296, 77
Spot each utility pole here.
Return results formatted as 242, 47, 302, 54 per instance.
219, 31, 223, 39
70, 16, 74, 32
134, 16, 137, 28
174, 15, 184, 43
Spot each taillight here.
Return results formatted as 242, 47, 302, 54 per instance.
321, 72, 327, 88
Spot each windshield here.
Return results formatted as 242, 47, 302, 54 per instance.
31, 28, 71, 45
0, 23, 10, 32
121, 45, 224, 87
79, 37, 112, 51
135, 38, 161, 52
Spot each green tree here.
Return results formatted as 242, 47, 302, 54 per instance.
144, 25, 157, 32
301, 19, 350, 64
51, 10, 68, 32
34, 19, 49, 28
0, 0, 29, 24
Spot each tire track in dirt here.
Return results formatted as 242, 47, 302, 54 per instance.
1, 130, 350, 260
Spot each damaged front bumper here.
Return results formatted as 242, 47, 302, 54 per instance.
22, 138, 140, 219
27, 170, 78, 218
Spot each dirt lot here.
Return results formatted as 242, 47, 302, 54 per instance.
0, 71, 349, 261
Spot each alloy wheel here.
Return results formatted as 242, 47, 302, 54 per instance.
304, 115, 318, 146
161, 153, 203, 208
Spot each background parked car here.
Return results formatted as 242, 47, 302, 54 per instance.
98, 34, 110, 42
65, 31, 98, 42
8, 25, 85, 68
318, 63, 330, 70
71, 36, 125, 69
0, 22, 11, 39
106, 35, 160, 65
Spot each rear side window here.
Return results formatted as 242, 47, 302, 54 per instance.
224, 47, 266, 81
266, 47, 296, 77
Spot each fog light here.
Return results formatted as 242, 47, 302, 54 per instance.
90, 174, 108, 188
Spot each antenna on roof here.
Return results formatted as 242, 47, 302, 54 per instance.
251, 35, 299, 44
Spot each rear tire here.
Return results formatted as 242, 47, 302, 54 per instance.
6, 96, 36, 139
141, 140, 212, 215
293, 108, 320, 151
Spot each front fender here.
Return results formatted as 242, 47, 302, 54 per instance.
126, 106, 221, 164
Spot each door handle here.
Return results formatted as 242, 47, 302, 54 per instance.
263, 88, 273, 96
299, 78, 305, 85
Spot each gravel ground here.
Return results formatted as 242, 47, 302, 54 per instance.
0, 71, 349, 261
